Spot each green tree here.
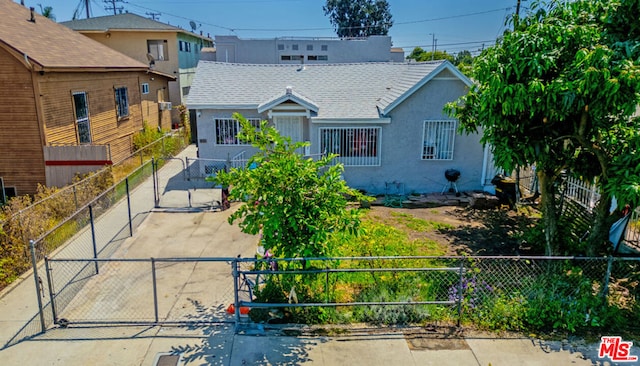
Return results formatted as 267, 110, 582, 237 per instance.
38, 5, 55, 20
406, 47, 454, 63
449, 0, 640, 255
323, 0, 393, 38
213, 113, 369, 260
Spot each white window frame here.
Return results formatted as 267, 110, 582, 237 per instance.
214, 118, 261, 145
147, 39, 168, 61
114, 86, 129, 119
141, 83, 149, 94
319, 127, 381, 166
422, 120, 456, 160
72, 91, 91, 144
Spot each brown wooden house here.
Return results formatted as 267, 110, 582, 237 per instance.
0, 1, 175, 199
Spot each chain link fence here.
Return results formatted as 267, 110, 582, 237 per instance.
38, 255, 640, 334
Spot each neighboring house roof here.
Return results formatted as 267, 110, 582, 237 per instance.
61, 13, 212, 40
0, 1, 148, 71
187, 61, 472, 120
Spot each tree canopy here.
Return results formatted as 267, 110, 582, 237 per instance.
449, 0, 640, 255
323, 0, 393, 38
406, 47, 454, 63
213, 113, 368, 259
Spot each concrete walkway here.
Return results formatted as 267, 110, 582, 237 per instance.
0, 144, 636, 365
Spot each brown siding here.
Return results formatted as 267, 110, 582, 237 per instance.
39, 72, 146, 163
0, 48, 45, 195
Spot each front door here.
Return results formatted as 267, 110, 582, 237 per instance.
275, 116, 303, 144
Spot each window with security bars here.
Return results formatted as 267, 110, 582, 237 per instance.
215, 118, 261, 145
320, 127, 381, 166
114, 87, 129, 119
422, 120, 456, 160
72, 91, 91, 143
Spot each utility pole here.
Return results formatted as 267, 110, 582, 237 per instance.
146, 12, 161, 20
104, 0, 124, 15
84, 0, 90, 18
431, 33, 436, 60
515, 0, 522, 26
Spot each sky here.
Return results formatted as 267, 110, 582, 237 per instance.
28, 0, 524, 56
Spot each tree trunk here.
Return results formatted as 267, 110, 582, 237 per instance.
586, 191, 613, 256
538, 170, 560, 255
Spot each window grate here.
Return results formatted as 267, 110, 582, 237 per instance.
215, 118, 261, 145
320, 127, 381, 166
422, 120, 456, 160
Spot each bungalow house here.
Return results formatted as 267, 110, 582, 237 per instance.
61, 13, 214, 116
187, 61, 490, 194
0, 1, 175, 198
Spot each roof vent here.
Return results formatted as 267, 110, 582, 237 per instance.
286, 86, 292, 95
28, 7, 36, 23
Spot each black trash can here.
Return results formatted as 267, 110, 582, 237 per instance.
491, 174, 516, 208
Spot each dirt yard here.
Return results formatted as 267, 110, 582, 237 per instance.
367, 205, 541, 256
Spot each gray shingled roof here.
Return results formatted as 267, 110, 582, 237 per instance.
187, 61, 466, 119
61, 13, 181, 31
61, 13, 210, 40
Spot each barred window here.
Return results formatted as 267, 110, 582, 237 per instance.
320, 127, 381, 166
215, 118, 261, 145
422, 120, 456, 160
114, 87, 129, 119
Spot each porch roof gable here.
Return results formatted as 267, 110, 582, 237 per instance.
257, 88, 319, 113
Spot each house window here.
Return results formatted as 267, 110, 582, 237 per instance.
215, 118, 261, 145
147, 39, 169, 61
277, 44, 285, 50
292, 44, 299, 50
318, 55, 328, 61
281, 55, 303, 61
72, 92, 91, 143
179, 41, 192, 52
321, 45, 328, 51
307, 44, 313, 51
114, 87, 129, 119
182, 86, 190, 96
320, 127, 381, 166
0, 177, 17, 204
141, 83, 149, 94
308, 55, 317, 61
422, 120, 456, 160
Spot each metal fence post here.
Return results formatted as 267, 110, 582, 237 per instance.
325, 266, 329, 304
151, 258, 159, 324
29, 240, 46, 333
601, 256, 614, 298
73, 185, 78, 212
89, 205, 99, 274
44, 257, 57, 325
232, 259, 241, 330
126, 178, 133, 237
457, 258, 465, 328
152, 158, 159, 208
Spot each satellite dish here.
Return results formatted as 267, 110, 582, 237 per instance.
146, 53, 155, 68
189, 20, 197, 32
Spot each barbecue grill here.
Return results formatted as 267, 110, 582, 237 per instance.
442, 169, 461, 196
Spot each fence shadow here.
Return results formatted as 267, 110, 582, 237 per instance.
168, 298, 319, 365
443, 208, 541, 255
